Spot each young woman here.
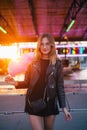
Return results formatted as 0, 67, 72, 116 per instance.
5, 33, 72, 130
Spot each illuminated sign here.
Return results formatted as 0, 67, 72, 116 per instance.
56, 45, 87, 57
19, 44, 87, 57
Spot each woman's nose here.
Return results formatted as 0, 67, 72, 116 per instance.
43, 44, 46, 48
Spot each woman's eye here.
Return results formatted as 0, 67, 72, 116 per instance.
41, 43, 49, 46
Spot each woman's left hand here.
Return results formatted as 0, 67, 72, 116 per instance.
62, 108, 72, 121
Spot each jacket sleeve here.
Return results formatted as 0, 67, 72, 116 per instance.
56, 60, 66, 108
15, 64, 31, 89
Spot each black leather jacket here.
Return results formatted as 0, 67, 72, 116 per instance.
16, 59, 66, 108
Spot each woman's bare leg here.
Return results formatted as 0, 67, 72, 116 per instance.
29, 115, 44, 130
44, 115, 56, 130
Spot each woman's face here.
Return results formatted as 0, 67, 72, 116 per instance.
40, 37, 51, 56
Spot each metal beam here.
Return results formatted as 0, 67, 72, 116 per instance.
28, 0, 38, 35
59, 0, 87, 42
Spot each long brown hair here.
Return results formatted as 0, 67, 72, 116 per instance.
35, 33, 57, 65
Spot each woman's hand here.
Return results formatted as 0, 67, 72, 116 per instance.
5, 75, 18, 86
62, 107, 72, 121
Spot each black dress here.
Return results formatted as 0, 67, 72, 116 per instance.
25, 59, 59, 116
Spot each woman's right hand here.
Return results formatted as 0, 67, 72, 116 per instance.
5, 75, 17, 86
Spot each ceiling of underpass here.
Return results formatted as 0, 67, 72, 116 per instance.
0, 0, 87, 45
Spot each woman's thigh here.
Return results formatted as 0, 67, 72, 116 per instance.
44, 115, 56, 130
29, 115, 44, 130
